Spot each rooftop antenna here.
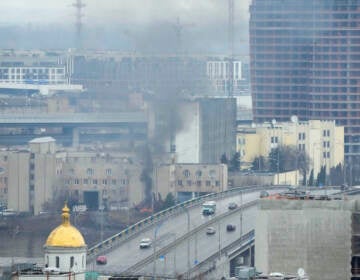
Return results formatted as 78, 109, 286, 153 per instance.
228, 0, 234, 97
72, 0, 86, 50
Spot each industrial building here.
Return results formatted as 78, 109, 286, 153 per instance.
255, 194, 360, 280
250, 0, 360, 161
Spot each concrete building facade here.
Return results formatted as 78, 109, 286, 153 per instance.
7, 137, 57, 215
154, 163, 228, 202
255, 197, 360, 280
237, 120, 344, 176
148, 96, 236, 164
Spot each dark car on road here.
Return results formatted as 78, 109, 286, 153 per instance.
228, 202, 238, 210
226, 224, 236, 232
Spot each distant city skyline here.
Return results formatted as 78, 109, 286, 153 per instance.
0, 1, 250, 25
0, 0, 250, 53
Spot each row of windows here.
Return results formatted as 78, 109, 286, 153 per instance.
51, 255, 84, 269
177, 180, 221, 187
182, 169, 217, 178
86, 168, 112, 176
65, 178, 128, 186
0, 68, 64, 74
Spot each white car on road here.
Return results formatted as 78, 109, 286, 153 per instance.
139, 238, 152, 249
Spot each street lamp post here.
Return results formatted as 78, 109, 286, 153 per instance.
186, 207, 190, 279
240, 190, 243, 241
153, 221, 163, 280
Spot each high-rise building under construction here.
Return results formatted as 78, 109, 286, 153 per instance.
250, 0, 360, 160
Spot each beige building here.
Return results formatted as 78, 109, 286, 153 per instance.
8, 137, 57, 215
5, 138, 144, 215
237, 120, 344, 177
62, 151, 143, 210
154, 163, 228, 202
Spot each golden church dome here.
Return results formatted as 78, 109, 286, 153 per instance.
45, 204, 86, 247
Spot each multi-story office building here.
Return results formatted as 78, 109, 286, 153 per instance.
250, 0, 360, 160
237, 120, 344, 177
5, 137, 144, 215
62, 151, 143, 210
154, 163, 228, 202
8, 137, 56, 215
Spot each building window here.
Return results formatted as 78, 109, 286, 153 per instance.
112, 179, 116, 185
93, 179, 98, 184
195, 170, 202, 178
55, 256, 60, 268
209, 170, 216, 179
106, 169, 112, 175
215, 181, 220, 187
86, 168, 94, 176
102, 179, 107, 185
206, 180, 211, 187
187, 180, 192, 186
183, 170, 190, 177
83, 179, 88, 185
70, 256, 74, 268
196, 180, 201, 187
177, 180, 183, 186
74, 179, 80, 185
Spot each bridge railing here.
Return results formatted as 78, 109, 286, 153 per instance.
87, 185, 287, 260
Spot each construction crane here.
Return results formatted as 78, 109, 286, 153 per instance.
228, 0, 234, 97
172, 17, 195, 55
72, 0, 86, 50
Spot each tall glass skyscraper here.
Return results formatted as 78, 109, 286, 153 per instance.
250, 0, 360, 159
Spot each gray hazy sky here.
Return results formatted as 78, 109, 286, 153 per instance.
0, 1, 251, 53
0, 0, 250, 25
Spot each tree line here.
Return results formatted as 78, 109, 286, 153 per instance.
222, 145, 350, 187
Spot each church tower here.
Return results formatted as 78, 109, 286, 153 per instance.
44, 203, 87, 279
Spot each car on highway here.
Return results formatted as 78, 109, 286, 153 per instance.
96, 255, 107, 265
139, 238, 152, 249
228, 202, 238, 210
206, 226, 216, 235
226, 224, 236, 232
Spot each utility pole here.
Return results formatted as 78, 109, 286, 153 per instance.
72, 0, 86, 50
228, 0, 234, 97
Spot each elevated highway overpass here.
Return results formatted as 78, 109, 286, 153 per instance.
0, 112, 147, 146
86, 186, 286, 278
86, 186, 342, 279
